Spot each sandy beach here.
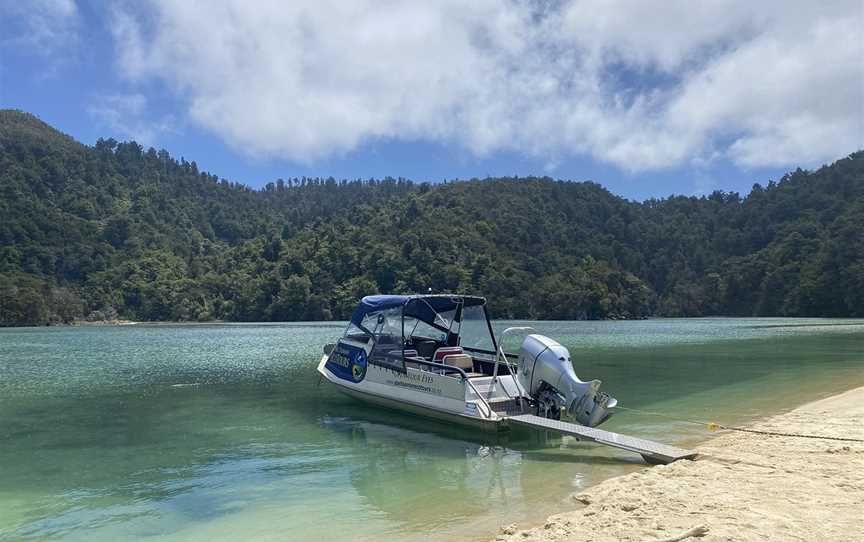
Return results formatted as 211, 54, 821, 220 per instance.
494, 386, 864, 542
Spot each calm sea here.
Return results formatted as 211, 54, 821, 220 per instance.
1, 319, 863, 541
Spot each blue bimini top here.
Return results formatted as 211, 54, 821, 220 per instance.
349, 294, 485, 326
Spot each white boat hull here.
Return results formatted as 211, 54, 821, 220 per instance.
317, 354, 506, 431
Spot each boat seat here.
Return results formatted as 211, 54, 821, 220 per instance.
433, 346, 463, 364
442, 353, 473, 371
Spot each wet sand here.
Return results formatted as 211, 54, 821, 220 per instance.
494, 386, 864, 542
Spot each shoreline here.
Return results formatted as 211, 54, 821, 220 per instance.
71, 319, 138, 326
493, 386, 864, 542
4, 316, 863, 330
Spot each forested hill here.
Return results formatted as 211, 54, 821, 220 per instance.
1, 109, 862, 326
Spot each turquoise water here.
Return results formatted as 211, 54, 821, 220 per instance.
1, 319, 863, 541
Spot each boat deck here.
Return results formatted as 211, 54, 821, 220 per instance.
505, 414, 697, 464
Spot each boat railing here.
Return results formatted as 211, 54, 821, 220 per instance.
492, 327, 535, 410
492, 327, 535, 380
405, 357, 494, 419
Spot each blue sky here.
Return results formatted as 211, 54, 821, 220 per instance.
2, 1, 861, 201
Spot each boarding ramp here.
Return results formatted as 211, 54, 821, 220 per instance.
506, 414, 697, 465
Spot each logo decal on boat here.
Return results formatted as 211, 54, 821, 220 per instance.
326, 342, 368, 383
351, 351, 367, 381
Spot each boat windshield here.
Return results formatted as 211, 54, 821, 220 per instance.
403, 316, 447, 343
458, 304, 496, 353
342, 295, 497, 360
344, 306, 401, 344
342, 322, 372, 344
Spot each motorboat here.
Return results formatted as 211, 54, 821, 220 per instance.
317, 294, 617, 431
317, 294, 699, 464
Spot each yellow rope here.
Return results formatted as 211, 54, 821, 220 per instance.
612, 405, 864, 443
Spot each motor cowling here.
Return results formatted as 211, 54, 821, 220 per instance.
517, 334, 617, 427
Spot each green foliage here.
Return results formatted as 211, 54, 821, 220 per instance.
1, 109, 862, 326
0, 280, 48, 326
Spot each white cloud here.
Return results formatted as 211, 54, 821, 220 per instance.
108, 0, 863, 171
1, 0, 80, 56
87, 93, 176, 145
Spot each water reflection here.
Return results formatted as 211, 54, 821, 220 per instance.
326, 416, 506, 526
317, 408, 642, 535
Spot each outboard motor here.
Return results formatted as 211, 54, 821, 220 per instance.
517, 334, 617, 427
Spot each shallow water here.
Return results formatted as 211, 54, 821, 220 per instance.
1, 318, 862, 541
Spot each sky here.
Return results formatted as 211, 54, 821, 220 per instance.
1, 1, 862, 201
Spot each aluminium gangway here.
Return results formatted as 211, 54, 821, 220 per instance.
505, 414, 697, 465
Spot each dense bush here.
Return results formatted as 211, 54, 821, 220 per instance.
1, 110, 861, 325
